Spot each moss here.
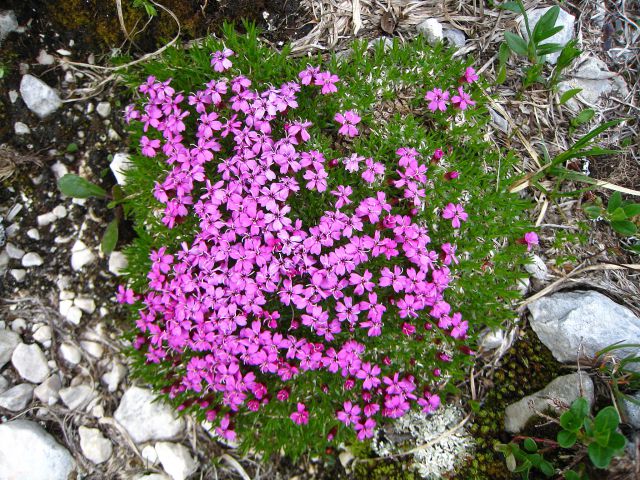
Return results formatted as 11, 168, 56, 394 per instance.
353, 460, 416, 480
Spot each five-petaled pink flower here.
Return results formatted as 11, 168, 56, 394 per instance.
140, 136, 161, 157
451, 86, 475, 110
462, 66, 478, 84
523, 231, 539, 251
314, 71, 340, 94
442, 203, 468, 228
425, 88, 450, 112
290, 402, 309, 425
210, 48, 234, 72
335, 110, 361, 137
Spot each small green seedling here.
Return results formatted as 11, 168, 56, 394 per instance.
583, 191, 640, 237
495, 438, 555, 479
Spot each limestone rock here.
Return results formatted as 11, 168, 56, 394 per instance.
79, 426, 113, 464
0, 328, 20, 368
59, 384, 95, 410
0, 383, 34, 411
621, 391, 640, 429
71, 240, 95, 271
12, 343, 50, 383
20, 74, 62, 119
155, 442, 197, 480
34, 374, 62, 405
417, 18, 443, 46
0, 10, 20, 46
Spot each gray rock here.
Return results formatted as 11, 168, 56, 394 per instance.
114, 386, 185, 444
59, 384, 95, 410
60, 342, 82, 365
96, 102, 111, 118
417, 18, 443, 46
12, 343, 50, 383
155, 442, 197, 480
6, 243, 25, 259
621, 391, 640, 429
443, 28, 466, 48
101, 359, 127, 393
519, 7, 575, 64
34, 374, 62, 405
79, 426, 113, 464
0, 383, 34, 411
528, 290, 640, 367
0, 420, 76, 480
0, 329, 20, 368
524, 254, 550, 281
0, 10, 19, 46
0, 375, 8, 393
505, 372, 594, 433
20, 74, 62, 119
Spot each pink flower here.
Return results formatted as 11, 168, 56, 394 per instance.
354, 418, 376, 440
334, 110, 361, 137
424, 88, 450, 112
298, 65, 320, 85
331, 185, 353, 209
442, 203, 468, 228
210, 48, 234, 72
290, 402, 309, 425
314, 71, 339, 94
451, 86, 475, 110
462, 66, 478, 84
417, 392, 441, 414
524, 231, 539, 251
116, 285, 136, 304
140, 136, 161, 157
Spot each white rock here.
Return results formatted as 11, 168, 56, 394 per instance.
528, 290, 640, 368
110, 153, 133, 186
11, 318, 27, 333
12, 343, 50, 383
0, 375, 8, 393
109, 251, 128, 275
519, 7, 575, 64
80, 340, 103, 359
57, 48, 72, 56
14, 121, 31, 135
27, 228, 40, 240
79, 426, 113, 464
9, 89, 18, 103
33, 324, 52, 344
0, 10, 19, 45
443, 28, 466, 48
60, 342, 82, 365
20, 74, 62, 119
37, 49, 55, 65
74, 297, 96, 313
480, 329, 505, 350
50, 161, 68, 179
53, 205, 67, 219
96, 102, 111, 118
0, 251, 8, 276
22, 252, 44, 267
114, 386, 185, 444
0, 420, 76, 480
59, 384, 95, 410
102, 360, 127, 392
59, 299, 73, 317
0, 384, 33, 410
65, 306, 83, 325
9, 268, 26, 282
37, 211, 57, 226
505, 372, 594, 433
6, 242, 25, 259
0, 329, 20, 368
71, 240, 95, 271
524, 254, 550, 281
134, 475, 172, 480
34, 374, 62, 405
417, 18, 443, 45
155, 442, 197, 480
141, 444, 159, 465
621, 392, 640, 429
108, 128, 121, 141
60, 290, 75, 301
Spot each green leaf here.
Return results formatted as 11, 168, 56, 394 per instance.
499, 41, 511, 64
536, 42, 565, 55
538, 460, 554, 477
607, 191, 623, 213
560, 88, 582, 105
533, 6, 560, 43
57, 174, 107, 199
497, 65, 507, 84
101, 219, 119, 255
611, 220, 637, 236
556, 40, 581, 70
505, 32, 529, 56
523, 437, 538, 452
610, 207, 627, 222
588, 443, 614, 469
571, 108, 595, 127
499, 1, 525, 14
534, 25, 564, 42
506, 453, 517, 472
564, 470, 581, 480
557, 429, 577, 448
595, 406, 620, 432
583, 204, 602, 219
583, 418, 595, 437
560, 411, 581, 432
622, 204, 640, 217
608, 431, 627, 451
570, 397, 590, 421
66, 142, 79, 153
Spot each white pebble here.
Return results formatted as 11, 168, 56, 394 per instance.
96, 102, 111, 118
65, 306, 83, 325
50, 161, 69, 179
26, 228, 40, 240
14, 122, 30, 135
52, 205, 67, 219
6, 243, 25, 259
80, 341, 103, 359
9, 269, 26, 282
9, 90, 18, 103
108, 251, 128, 276
59, 343, 82, 365
74, 297, 95, 314
71, 240, 95, 271
37, 212, 57, 227
59, 290, 75, 301
32, 325, 52, 345
11, 318, 27, 333
21, 252, 43, 267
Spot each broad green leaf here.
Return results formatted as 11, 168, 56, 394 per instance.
536, 42, 565, 55
557, 429, 577, 448
560, 411, 581, 431
608, 431, 627, 451
611, 220, 638, 236
57, 174, 107, 199
533, 6, 560, 42
588, 443, 614, 468
607, 191, 623, 213
583, 204, 602, 219
505, 32, 529, 56
560, 88, 582, 105
534, 25, 564, 42
594, 406, 620, 432
499, 1, 525, 14
583, 418, 594, 437
556, 40, 582, 70
572, 108, 595, 127
622, 204, 640, 217
570, 397, 590, 421
610, 207, 627, 222
523, 437, 538, 452
101, 219, 119, 255
539, 460, 554, 477
564, 470, 581, 480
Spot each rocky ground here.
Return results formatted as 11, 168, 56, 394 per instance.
0, 1, 639, 479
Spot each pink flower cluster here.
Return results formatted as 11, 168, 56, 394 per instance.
122, 50, 472, 442
424, 67, 478, 113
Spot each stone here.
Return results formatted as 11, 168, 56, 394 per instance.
141, 444, 159, 465
480, 329, 505, 350
621, 392, 640, 429
11, 318, 27, 333
71, 240, 95, 271
59, 384, 95, 410
34, 374, 62, 405
110, 153, 133, 186
114, 386, 185, 444
417, 18, 443, 46
80, 340, 103, 359
74, 297, 96, 313
0, 328, 20, 368
37, 211, 57, 226
0, 384, 34, 411
10, 268, 26, 282
33, 324, 52, 345
443, 28, 466, 48
0, 375, 8, 393
96, 102, 111, 118
65, 306, 83, 325
109, 251, 128, 275
79, 426, 113, 464
519, 7, 575, 64
27, 228, 40, 240
102, 360, 127, 393
524, 254, 550, 281
134, 475, 172, 480
528, 290, 640, 367
505, 372, 594, 433
155, 442, 197, 480
22, 252, 44, 267
20, 74, 62, 119
0, 10, 19, 45
14, 121, 31, 135
0, 420, 76, 480
12, 343, 50, 383
60, 342, 82, 364
37, 49, 55, 65
6, 242, 25, 259
53, 205, 67, 218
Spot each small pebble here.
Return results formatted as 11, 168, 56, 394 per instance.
14, 122, 30, 135
96, 102, 111, 118
6, 243, 25, 259
37, 212, 57, 227
74, 297, 96, 314
21, 252, 43, 267
71, 240, 95, 271
52, 205, 67, 219
80, 340, 103, 359
65, 306, 83, 325
26, 228, 40, 240
9, 269, 26, 282
11, 318, 27, 333
59, 343, 82, 364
